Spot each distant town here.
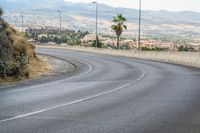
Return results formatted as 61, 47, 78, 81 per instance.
3, 6, 200, 52
22, 26, 200, 52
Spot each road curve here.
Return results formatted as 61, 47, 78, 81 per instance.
0, 48, 200, 133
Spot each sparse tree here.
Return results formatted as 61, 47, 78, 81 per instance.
111, 14, 127, 49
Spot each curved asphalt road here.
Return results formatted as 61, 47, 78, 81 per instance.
0, 48, 200, 133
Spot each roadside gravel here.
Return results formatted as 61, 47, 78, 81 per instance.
0, 55, 75, 85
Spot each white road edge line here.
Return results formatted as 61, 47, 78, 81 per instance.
25, 59, 94, 88
0, 69, 146, 124
2, 59, 94, 93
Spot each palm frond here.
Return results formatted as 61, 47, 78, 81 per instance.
123, 25, 127, 30
111, 13, 127, 38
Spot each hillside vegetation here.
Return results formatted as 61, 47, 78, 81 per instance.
0, 8, 49, 81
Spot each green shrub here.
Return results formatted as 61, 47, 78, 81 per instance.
141, 47, 164, 51
178, 45, 189, 52
0, 61, 8, 79
120, 44, 131, 50
91, 40, 103, 48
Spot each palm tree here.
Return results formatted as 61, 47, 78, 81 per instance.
111, 14, 127, 49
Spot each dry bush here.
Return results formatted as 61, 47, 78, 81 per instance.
0, 16, 37, 79
3, 25, 36, 60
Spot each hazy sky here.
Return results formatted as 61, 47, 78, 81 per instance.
64, 0, 200, 12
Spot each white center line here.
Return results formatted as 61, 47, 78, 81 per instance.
0, 69, 146, 124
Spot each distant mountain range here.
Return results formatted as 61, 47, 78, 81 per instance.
1, 0, 200, 38
1, 0, 200, 25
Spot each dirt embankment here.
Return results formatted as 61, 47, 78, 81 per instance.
0, 56, 52, 83
0, 8, 52, 83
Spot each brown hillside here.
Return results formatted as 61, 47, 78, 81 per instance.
0, 8, 50, 80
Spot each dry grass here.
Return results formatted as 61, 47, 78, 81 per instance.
0, 77, 21, 84
11, 35, 36, 58
28, 56, 53, 79
3, 21, 36, 59
0, 56, 53, 84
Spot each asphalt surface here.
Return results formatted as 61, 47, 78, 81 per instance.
0, 48, 200, 133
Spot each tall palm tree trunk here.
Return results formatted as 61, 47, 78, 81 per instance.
117, 36, 120, 49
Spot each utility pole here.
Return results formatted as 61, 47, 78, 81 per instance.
138, 0, 142, 51
57, 10, 61, 33
20, 15, 24, 32
93, 1, 98, 47
57, 10, 62, 44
